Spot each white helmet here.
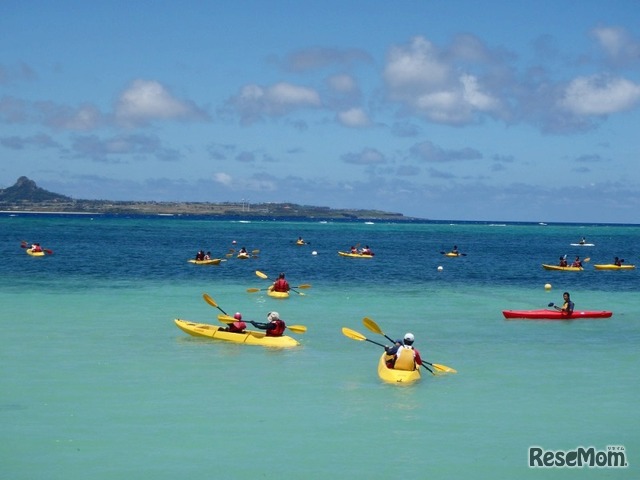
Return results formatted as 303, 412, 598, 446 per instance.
268, 311, 280, 321
404, 333, 415, 344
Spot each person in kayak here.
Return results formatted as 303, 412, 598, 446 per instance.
558, 256, 568, 267
225, 312, 247, 333
571, 256, 582, 267
272, 273, 290, 293
195, 249, 205, 261
250, 311, 286, 337
579, 237, 586, 245
614, 257, 623, 266
451, 245, 459, 254
360, 245, 373, 255
554, 292, 575, 314
390, 333, 422, 371
384, 339, 403, 368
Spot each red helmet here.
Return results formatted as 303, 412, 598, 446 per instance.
234, 312, 242, 320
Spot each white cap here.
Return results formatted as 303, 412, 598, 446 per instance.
404, 332, 415, 343
268, 311, 280, 321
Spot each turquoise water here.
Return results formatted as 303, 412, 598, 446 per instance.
1, 215, 638, 479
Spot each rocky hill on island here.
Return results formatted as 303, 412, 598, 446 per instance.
0, 177, 412, 220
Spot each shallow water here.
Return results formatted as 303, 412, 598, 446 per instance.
1, 215, 638, 479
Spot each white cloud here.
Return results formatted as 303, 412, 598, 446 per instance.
115, 79, 207, 126
213, 172, 232, 186
383, 36, 501, 124
591, 26, 640, 65
560, 75, 640, 115
229, 82, 321, 124
337, 108, 370, 127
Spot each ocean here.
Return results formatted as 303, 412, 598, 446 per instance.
1, 214, 638, 479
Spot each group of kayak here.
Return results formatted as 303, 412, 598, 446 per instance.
175, 294, 457, 385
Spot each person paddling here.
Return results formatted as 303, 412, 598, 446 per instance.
250, 311, 286, 337
554, 292, 574, 314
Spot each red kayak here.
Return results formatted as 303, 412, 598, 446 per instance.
502, 309, 612, 320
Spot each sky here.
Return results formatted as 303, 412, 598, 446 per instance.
1, 1, 639, 223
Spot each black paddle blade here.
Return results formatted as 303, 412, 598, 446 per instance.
548, 302, 554, 307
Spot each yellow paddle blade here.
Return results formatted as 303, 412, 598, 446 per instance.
287, 324, 307, 334
252, 249, 260, 254
433, 363, 457, 374
225, 253, 233, 258
584, 257, 591, 262
218, 314, 235, 323
295, 284, 312, 289
255, 270, 268, 279
246, 288, 261, 293
362, 317, 383, 335
341, 327, 367, 341
203, 293, 218, 308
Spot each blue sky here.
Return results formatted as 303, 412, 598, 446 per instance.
1, 1, 639, 223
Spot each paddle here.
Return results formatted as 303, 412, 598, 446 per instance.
255, 271, 309, 295
247, 284, 311, 294
21, 241, 53, 254
361, 317, 457, 374
341, 327, 434, 375
218, 314, 307, 334
202, 293, 228, 315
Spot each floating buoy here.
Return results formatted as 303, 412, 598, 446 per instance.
232, 240, 237, 244
545, 283, 552, 290
312, 251, 317, 255
437, 266, 443, 271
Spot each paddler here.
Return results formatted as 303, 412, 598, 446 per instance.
250, 311, 286, 337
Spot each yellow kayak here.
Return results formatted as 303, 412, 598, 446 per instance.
267, 286, 290, 299
542, 264, 583, 271
338, 251, 374, 258
26, 249, 46, 257
174, 319, 300, 347
593, 264, 635, 270
377, 353, 421, 384
188, 258, 222, 265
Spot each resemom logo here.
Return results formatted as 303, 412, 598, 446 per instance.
529, 445, 628, 468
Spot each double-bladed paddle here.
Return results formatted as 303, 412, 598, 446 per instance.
361, 317, 457, 374
203, 293, 307, 334
21, 241, 53, 255
341, 327, 434, 375
255, 270, 309, 295
217, 314, 307, 334
246, 284, 312, 293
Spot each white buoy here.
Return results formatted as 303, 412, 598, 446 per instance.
437, 266, 443, 271
545, 283, 552, 290
312, 251, 317, 255
232, 240, 237, 244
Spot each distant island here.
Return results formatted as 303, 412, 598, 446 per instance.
0, 176, 414, 221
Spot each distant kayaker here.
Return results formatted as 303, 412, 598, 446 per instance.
204, 251, 211, 260
297, 236, 305, 245
360, 245, 373, 255
614, 257, 623, 266
579, 237, 586, 245
558, 256, 568, 267
250, 311, 286, 337
572, 256, 582, 267
31, 243, 43, 252
554, 292, 575, 314
451, 245, 459, 254
272, 273, 290, 293
195, 250, 205, 261
225, 312, 247, 333
390, 333, 422, 371
350, 245, 358, 254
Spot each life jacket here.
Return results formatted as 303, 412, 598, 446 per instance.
266, 319, 286, 337
228, 321, 246, 333
394, 346, 417, 371
273, 279, 289, 292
